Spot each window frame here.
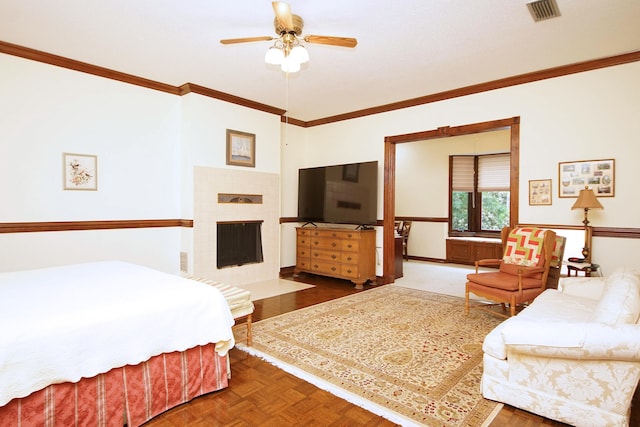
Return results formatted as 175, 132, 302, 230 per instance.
449, 153, 510, 238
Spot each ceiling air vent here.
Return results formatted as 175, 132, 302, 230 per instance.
527, 0, 561, 22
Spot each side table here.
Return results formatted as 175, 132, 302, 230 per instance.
565, 261, 599, 277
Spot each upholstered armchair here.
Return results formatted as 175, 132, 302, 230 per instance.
465, 227, 556, 317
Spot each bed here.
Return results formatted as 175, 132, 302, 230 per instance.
0, 261, 235, 426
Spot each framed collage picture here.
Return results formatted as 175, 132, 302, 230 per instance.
558, 158, 614, 198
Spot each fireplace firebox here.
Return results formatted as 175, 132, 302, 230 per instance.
216, 221, 264, 269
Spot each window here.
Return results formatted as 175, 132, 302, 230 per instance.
450, 153, 510, 236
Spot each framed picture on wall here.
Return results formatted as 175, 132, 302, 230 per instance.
558, 158, 614, 197
63, 153, 97, 190
226, 129, 255, 167
529, 179, 552, 205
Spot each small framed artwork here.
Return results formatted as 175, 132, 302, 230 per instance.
558, 158, 615, 198
226, 129, 255, 167
529, 179, 552, 205
63, 153, 97, 190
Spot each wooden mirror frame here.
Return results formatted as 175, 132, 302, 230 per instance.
382, 117, 520, 283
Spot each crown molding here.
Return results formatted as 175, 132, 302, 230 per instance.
1, 40, 638, 128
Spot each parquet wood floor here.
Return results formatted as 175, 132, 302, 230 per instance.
143, 273, 639, 427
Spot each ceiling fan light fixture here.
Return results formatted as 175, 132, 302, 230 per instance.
289, 45, 309, 64
281, 56, 301, 73
265, 46, 285, 65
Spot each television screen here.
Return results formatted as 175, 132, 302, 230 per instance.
297, 161, 378, 225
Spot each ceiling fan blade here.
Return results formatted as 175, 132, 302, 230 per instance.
220, 36, 274, 45
304, 35, 358, 48
272, 1, 294, 31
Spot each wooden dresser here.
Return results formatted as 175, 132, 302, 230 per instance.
295, 227, 376, 289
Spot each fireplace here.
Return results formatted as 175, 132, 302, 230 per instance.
216, 221, 264, 269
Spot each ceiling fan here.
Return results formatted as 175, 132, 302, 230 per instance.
220, 1, 357, 72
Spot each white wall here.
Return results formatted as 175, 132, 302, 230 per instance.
282, 61, 640, 275
0, 53, 183, 272
0, 53, 283, 278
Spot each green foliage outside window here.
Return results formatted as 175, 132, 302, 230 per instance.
451, 191, 509, 232
481, 191, 510, 231
451, 192, 469, 231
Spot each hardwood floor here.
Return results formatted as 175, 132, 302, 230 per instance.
144, 273, 639, 426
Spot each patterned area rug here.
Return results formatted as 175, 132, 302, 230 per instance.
237, 285, 504, 426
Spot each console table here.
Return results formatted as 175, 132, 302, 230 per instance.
446, 238, 502, 265
295, 227, 376, 289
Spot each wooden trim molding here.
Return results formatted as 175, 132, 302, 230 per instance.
383, 117, 521, 284
179, 83, 286, 116
303, 51, 640, 127
394, 216, 448, 223
0, 40, 181, 95
0, 219, 193, 234
1, 40, 637, 127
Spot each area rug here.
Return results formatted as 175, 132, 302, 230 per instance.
236, 285, 504, 426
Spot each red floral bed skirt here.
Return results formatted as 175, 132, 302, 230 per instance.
0, 344, 228, 427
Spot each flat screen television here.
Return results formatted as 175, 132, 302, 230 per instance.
297, 160, 378, 226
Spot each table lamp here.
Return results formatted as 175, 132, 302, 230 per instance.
571, 186, 603, 263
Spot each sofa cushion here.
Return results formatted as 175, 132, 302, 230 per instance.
482, 289, 597, 360
593, 269, 640, 324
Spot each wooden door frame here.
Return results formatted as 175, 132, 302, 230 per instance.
381, 117, 520, 283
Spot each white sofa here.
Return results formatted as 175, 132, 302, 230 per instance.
481, 268, 640, 427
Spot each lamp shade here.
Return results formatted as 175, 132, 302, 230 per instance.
289, 45, 309, 64
572, 187, 604, 210
265, 47, 285, 65
281, 56, 301, 73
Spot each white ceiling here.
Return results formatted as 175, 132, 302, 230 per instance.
1, 0, 638, 122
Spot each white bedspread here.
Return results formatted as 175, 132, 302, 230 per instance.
0, 261, 235, 406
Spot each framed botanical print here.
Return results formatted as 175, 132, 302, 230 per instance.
63, 153, 97, 190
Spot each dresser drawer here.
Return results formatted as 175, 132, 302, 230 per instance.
341, 264, 359, 278
311, 260, 341, 276
341, 239, 359, 252
297, 235, 311, 248
297, 228, 312, 238
297, 247, 311, 259
341, 252, 357, 264
311, 237, 341, 250
311, 249, 340, 262
296, 257, 312, 270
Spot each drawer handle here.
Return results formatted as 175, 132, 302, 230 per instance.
346, 256, 352, 262
332, 242, 337, 247
313, 264, 319, 268
331, 255, 336, 259
301, 251, 306, 256
314, 252, 319, 257
313, 241, 319, 245
331, 267, 337, 272
347, 244, 353, 249
346, 269, 352, 274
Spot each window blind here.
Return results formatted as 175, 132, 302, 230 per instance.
478, 154, 510, 192
451, 156, 474, 192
